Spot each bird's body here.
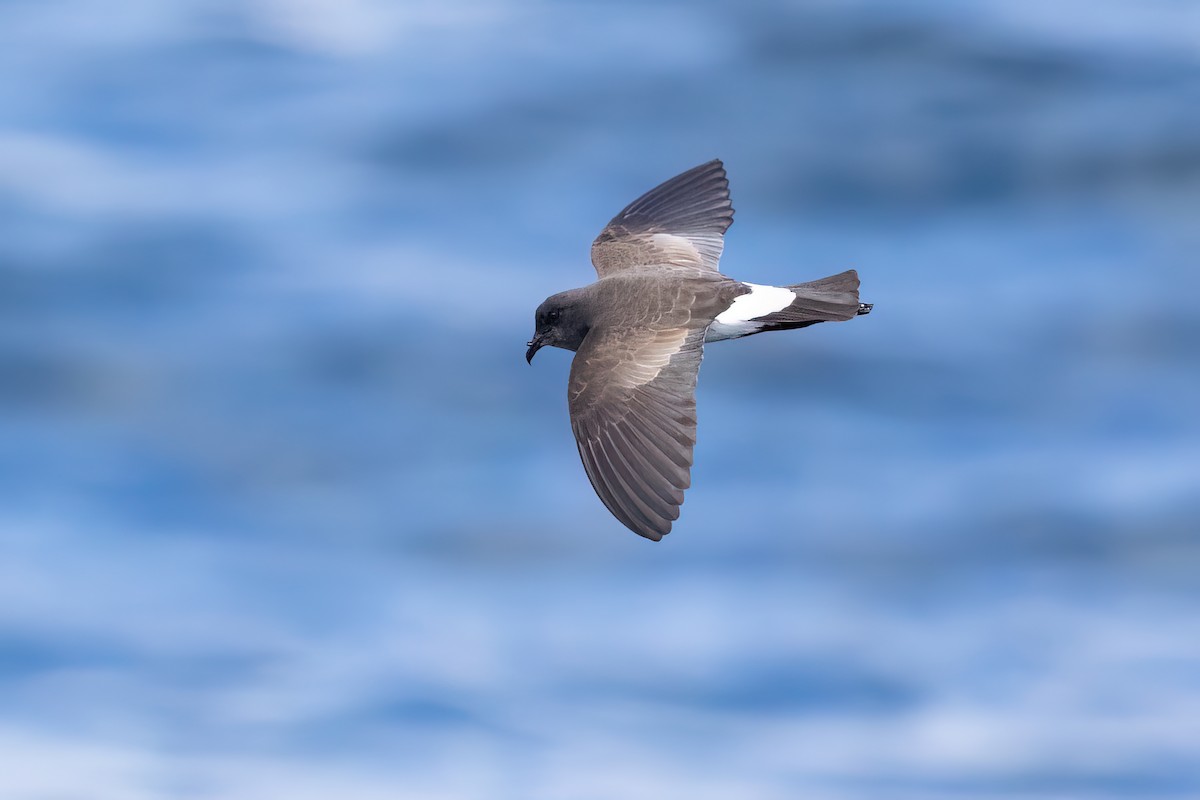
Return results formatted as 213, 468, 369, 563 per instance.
527, 160, 871, 541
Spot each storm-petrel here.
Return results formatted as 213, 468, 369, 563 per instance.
527, 159, 871, 540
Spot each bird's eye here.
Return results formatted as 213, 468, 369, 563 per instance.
548, 310, 560, 322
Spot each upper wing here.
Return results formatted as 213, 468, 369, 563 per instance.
590, 159, 735, 278
567, 324, 707, 540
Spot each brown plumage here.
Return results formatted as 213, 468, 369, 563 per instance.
527, 160, 872, 541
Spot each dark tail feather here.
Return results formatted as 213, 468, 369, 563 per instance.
761, 269, 869, 329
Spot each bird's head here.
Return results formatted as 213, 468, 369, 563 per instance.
526, 289, 592, 363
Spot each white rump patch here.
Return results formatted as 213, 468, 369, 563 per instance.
715, 283, 795, 323
708, 283, 796, 342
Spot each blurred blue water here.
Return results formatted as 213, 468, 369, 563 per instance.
2, 1, 1199, 798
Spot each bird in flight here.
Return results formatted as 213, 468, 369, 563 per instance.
526, 159, 871, 541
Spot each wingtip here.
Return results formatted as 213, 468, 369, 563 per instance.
684, 158, 725, 181
703, 158, 726, 179
632, 522, 668, 542
631, 507, 678, 541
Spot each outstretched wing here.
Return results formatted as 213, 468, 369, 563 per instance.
567, 324, 707, 540
590, 159, 735, 277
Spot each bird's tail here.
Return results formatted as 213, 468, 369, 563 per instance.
760, 269, 870, 329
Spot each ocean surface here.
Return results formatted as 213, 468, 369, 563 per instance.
1, 1, 1198, 798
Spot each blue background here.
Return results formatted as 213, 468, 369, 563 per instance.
2, 1, 1198, 797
